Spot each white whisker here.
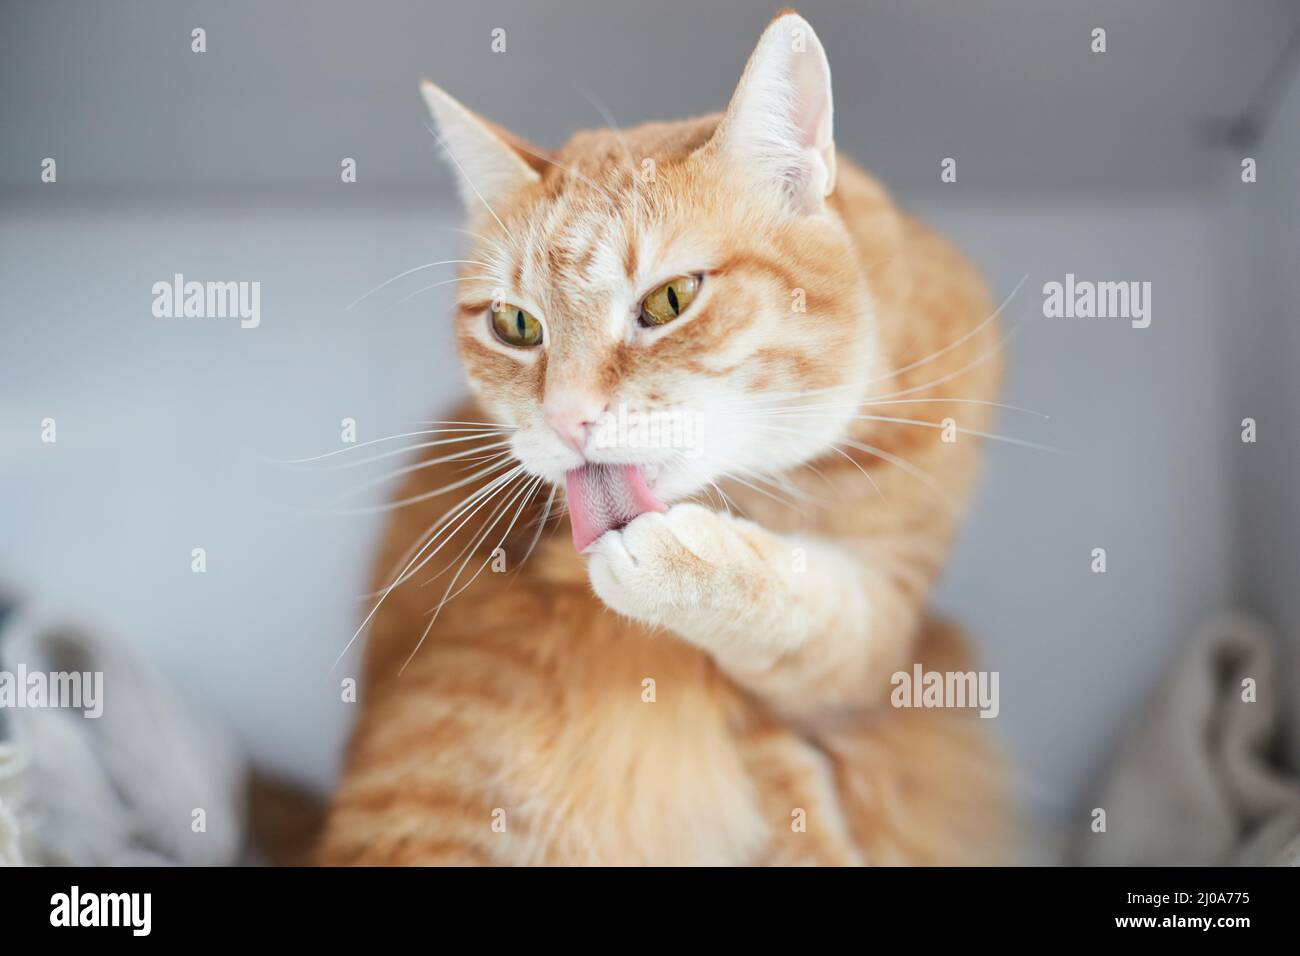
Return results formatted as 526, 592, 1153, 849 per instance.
720, 470, 802, 511
747, 396, 1050, 420
755, 410, 1059, 454
317, 433, 510, 471
346, 259, 493, 312
840, 415, 1060, 453
329, 463, 525, 672
426, 121, 509, 234
424, 475, 541, 600
327, 441, 515, 502
837, 437, 960, 516
319, 457, 517, 517
393, 274, 497, 308
511, 484, 557, 577
412, 420, 515, 429
435, 225, 511, 261
861, 397, 1050, 419
751, 422, 884, 503
818, 443, 884, 501
508, 137, 605, 193
366, 464, 518, 598
579, 86, 641, 236
271, 429, 454, 465
414, 469, 532, 590
866, 274, 1027, 384
866, 312, 1031, 402
400, 475, 542, 673
382, 466, 525, 591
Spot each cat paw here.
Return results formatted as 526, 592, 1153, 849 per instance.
585, 503, 774, 640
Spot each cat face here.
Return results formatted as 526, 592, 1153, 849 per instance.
425, 13, 874, 508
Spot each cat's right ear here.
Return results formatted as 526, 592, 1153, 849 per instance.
420, 80, 548, 215
706, 12, 837, 214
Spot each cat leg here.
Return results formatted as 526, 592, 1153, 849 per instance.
586, 503, 922, 715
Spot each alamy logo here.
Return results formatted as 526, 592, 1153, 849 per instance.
152, 273, 261, 328
590, 404, 703, 458
890, 665, 1000, 718
1042, 273, 1151, 328
0, 665, 103, 718
50, 886, 151, 936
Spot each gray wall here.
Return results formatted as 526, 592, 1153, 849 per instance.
922, 197, 1236, 815
3, 0, 1298, 197
1225, 61, 1300, 762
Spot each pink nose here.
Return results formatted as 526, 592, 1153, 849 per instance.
543, 391, 605, 454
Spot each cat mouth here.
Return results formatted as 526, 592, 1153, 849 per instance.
565, 463, 667, 552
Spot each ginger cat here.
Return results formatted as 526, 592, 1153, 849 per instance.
318, 11, 1011, 865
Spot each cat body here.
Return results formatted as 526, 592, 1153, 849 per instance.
318, 12, 1010, 865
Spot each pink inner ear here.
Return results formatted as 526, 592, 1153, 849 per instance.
789, 65, 829, 149
789, 54, 832, 151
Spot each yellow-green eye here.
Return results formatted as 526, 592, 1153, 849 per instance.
639, 274, 701, 327
490, 304, 543, 347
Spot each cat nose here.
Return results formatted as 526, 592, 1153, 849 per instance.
543, 391, 606, 454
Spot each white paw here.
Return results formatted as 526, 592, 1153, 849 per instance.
585, 503, 770, 636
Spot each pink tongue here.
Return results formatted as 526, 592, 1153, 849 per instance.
565, 464, 666, 552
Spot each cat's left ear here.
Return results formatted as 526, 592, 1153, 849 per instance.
420, 79, 549, 216
708, 12, 836, 213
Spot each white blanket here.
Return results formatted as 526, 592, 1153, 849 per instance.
1071, 613, 1300, 866
0, 601, 247, 866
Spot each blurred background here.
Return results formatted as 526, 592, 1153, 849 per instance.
2, 0, 1298, 857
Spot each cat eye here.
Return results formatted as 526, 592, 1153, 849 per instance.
638, 274, 701, 328
490, 303, 544, 348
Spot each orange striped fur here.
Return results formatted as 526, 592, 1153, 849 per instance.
318, 11, 1012, 866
